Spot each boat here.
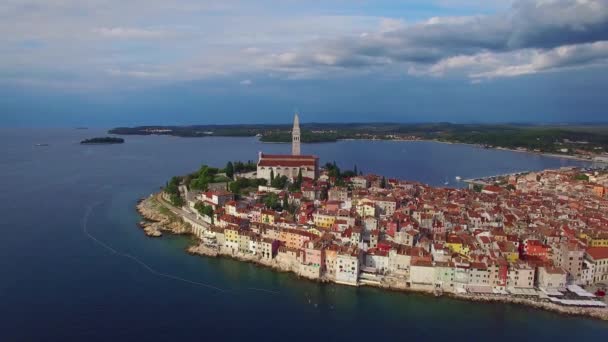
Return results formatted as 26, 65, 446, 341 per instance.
455, 176, 462, 181
34, 143, 49, 147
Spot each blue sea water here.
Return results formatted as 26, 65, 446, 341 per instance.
1, 128, 606, 341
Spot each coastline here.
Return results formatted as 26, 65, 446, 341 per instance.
257, 136, 595, 162
135, 194, 608, 322
396, 138, 594, 163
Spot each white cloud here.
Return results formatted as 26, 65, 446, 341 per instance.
472, 41, 608, 78
0, 0, 607, 88
93, 27, 167, 39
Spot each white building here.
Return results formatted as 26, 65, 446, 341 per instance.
586, 247, 608, 284
336, 251, 359, 285
256, 114, 319, 182
537, 266, 567, 290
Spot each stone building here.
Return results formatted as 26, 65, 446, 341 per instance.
256, 114, 319, 182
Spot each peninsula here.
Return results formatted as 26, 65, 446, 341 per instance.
136, 114, 608, 319
110, 122, 608, 161
80, 137, 125, 144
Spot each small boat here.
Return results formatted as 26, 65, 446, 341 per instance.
34, 143, 49, 147
455, 176, 462, 181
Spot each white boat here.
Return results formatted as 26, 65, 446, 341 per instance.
455, 176, 462, 181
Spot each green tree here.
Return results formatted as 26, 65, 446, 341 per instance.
264, 193, 281, 210
194, 201, 214, 217
165, 176, 180, 195
271, 175, 288, 189
473, 184, 483, 193
354, 164, 358, 175
380, 176, 386, 188
270, 169, 275, 182
282, 192, 289, 209
225, 161, 234, 179
506, 184, 516, 191
297, 168, 303, 186
170, 194, 184, 207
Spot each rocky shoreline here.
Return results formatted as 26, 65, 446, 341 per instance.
136, 196, 190, 237
136, 194, 608, 321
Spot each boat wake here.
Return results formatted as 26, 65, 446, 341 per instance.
82, 202, 281, 296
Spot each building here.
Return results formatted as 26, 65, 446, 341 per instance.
336, 247, 360, 285
585, 247, 608, 284
553, 241, 584, 283
537, 267, 567, 290
256, 113, 318, 182
410, 260, 435, 291
292, 113, 301, 155
257, 153, 319, 182
507, 262, 535, 289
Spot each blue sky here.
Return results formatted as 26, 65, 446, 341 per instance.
1, 0, 607, 126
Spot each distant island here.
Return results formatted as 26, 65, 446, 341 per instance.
109, 123, 608, 160
80, 137, 124, 144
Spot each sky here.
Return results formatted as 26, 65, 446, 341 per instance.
1, 0, 608, 126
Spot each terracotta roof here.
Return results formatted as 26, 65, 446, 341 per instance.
260, 154, 318, 159
587, 247, 608, 260
258, 160, 316, 167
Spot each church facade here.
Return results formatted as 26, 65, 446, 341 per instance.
257, 113, 319, 182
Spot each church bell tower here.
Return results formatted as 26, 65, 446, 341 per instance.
292, 113, 301, 156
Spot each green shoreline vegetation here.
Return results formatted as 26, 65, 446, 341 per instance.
80, 137, 124, 144
109, 123, 608, 157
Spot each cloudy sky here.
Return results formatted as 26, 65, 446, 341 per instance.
2, 0, 608, 126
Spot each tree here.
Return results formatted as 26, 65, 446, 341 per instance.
271, 175, 288, 189
506, 184, 516, 191
282, 192, 289, 210
354, 164, 358, 175
225, 161, 234, 179
297, 168, 303, 186
380, 176, 386, 188
165, 176, 180, 195
473, 184, 483, 193
194, 201, 214, 217
170, 194, 184, 207
270, 169, 275, 182
264, 193, 281, 210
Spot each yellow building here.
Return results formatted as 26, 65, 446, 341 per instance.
356, 200, 375, 217
504, 251, 520, 263
307, 228, 323, 236
446, 243, 470, 256
587, 235, 608, 247
225, 228, 239, 244
446, 235, 470, 256
498, 241, 520, 263
313, 212, 336, 228
261, 210, 275, 225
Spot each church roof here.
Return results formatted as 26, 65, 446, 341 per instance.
258, 153, 318, 167
260, 153, 317, 160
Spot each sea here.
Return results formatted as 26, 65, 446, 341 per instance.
1, 128, 607, 341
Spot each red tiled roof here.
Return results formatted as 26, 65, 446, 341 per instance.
258, 160, 316, 167
260, 154, 318, 159
587, 247, 608, 260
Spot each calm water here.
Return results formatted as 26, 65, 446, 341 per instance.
1, 128, 606, 341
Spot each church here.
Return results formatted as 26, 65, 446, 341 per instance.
257, 113, 319, 182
